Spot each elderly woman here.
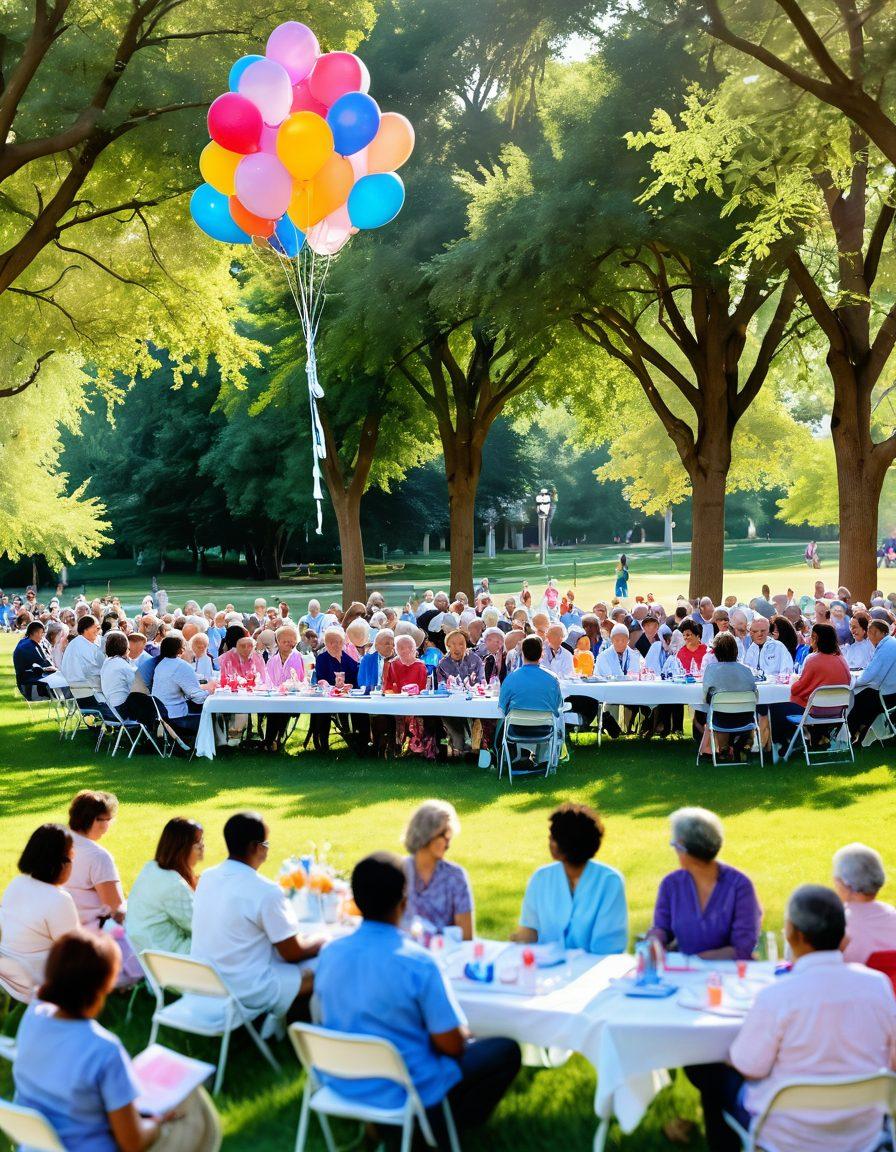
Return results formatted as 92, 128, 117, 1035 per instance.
649, 807, 761, 960
218, 628, 267, 685
845, 611, 874, 669
127, 818, 204, 955
151, 635, 210, 743
514, 803, 627, 954
189, 632, 216, 681
384, 633, 437, 757
437, 629, 485, 756
312, 627, 365, 753
261, 625, 306, 751
832, 842, 896, 964
0, 824, 78, 1000
402, 800, 474, 939
345, 616, 371, 662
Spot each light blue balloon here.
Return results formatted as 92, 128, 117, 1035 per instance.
347, 173, 405, 230
228, 54, 265, 93
327, 92, 381, 157
190, 184, 251, 245
271, 216, 305, 257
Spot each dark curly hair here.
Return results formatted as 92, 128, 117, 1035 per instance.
549, 803, 605, 866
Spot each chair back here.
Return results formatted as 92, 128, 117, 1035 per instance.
804, 684, 852, 716
0, 1100, 65, 1152
504, 709, 556, 739
867, 951, 896, 994
289, 1023, 413, 1090
140, 951, 229, 999
753, 1071, 896, 1146
708, 690, 757, 713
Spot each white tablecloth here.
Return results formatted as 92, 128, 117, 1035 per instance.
576, 680, 792, 708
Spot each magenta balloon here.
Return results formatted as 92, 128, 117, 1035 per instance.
238, 58, 293, 127
291, 77, 329, 117
234, 153, 293, 219
207, 93, 262, 154
266, 21, 320, 84
309, 52, 369, 106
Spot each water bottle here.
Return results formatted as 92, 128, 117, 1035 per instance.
489, 675, 499, 696
635, 936, 659, 985
520, 947, 538, 995
310, 665, 317, 687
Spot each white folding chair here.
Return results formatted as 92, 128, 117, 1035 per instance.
149, 696, 194, 759
497, 708, 566, 783
782, 684, 854, 766
289, 1023, 461, 1152
863, 689, 896, 747
140, 950, 280, 1095
102, 700, 163, 758
724, 1069, 896, 1151
0, 1099, 65, 1152
701, 690, 762, 767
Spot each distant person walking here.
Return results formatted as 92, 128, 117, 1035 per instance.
614, 554, 629, 599
804, 540, 820, 569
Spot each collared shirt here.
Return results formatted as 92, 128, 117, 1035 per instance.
520, 859, 628, 954
596, 646, 641, 679
300, 612, 333, 637
499, 663, 563, 715
61, 634, 104, 690
743, 637, 794, 676
99, 656, 135, 709
265, 650, 306, 688
730, 951, 896, 1152
541, 644, 573, 679
314, 920, 466, 1109
151, 657, 207, 719
12, 637, 53, 690
126, 861, 194, 957
697, 615, 716, 645
651, 864, 761, 959
403, 857, 473, 933
843, 899, 896, 965
191, 859, 300, 1015
357, 651, 390, 690
436, 651, 484, 685
844, 637, 874, 670
856, 635, 896, 695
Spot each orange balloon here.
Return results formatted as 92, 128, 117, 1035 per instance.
229, 196, 275, 238
199, 141, 243, 196
367, 112, 415, 174
287, 153, 353, 229
276, 111, 334, 181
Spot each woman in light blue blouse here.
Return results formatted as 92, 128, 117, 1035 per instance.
514, 803, 628, 954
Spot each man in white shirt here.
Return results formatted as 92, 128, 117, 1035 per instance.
596, 624, 641, 679
696, 597, 716, 645
60, 615, 105, 704
191, 812, 323, 1021
686, 885, 896, 1152
743, 616, 793, 675
541, 623, 573, 679
300, 599, 333, 638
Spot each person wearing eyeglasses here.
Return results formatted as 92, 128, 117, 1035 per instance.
402, 801, 474, 941
191, 812, 324, 1024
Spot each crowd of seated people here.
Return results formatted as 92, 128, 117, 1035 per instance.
0, 797, 894, 1152
9, 579, 896, 760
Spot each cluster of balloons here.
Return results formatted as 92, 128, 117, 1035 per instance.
191, 22, 414, 256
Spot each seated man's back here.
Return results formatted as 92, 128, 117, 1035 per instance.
315, 920, 465, 1109
499, 663, 562, 715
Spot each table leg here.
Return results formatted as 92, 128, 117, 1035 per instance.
593, 1117, 610, 1152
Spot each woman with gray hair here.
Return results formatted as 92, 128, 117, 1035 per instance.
649, 807, 761, 960
402, 800, 473, 939
833, 842, 896, 964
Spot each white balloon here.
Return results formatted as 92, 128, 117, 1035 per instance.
238, 58, 293, 127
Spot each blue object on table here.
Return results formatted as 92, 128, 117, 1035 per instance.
623, 982, 676, 998
464, 961, 495, 984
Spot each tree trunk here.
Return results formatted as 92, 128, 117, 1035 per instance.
330, 489, 367, 606
503, 518, 510, 550
448, 481, 477, 597
422, 532, 430, 556
831, 412, 889, 600
688, 466, 727, 602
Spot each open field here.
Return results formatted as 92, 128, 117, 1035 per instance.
1, 623, 895, 1150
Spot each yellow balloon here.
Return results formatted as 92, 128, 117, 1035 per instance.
287, 154, 353, 230
367, 112, 415, 174
276, 112, 334, 181
199, 141, 242, 196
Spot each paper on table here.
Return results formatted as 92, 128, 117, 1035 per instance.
132, 1045, 215, 1115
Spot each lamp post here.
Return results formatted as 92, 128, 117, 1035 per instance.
536, 487, 553, 567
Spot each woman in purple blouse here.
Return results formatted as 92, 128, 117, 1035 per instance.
649, 807, 761, 960
402, 800, 474, 940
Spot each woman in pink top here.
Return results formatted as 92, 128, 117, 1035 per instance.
833, 842, 896, 964
218, 631, 267, 686
263, 625, 305, 752
64, 790, 124, 927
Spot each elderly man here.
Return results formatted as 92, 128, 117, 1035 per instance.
417, 591, 449, 637
358, 628, 395, 692
298, 599, 326, 638
61, 614, 105, 704
694, 597, 716, 644
848, 619, 896, 740
743, 616, 793, 675
832, 842, 896, 964
499, 597, 516, 632
687, 885, 896, 1152
596, 624, 640, 679
13, 621, 54, 700
466, 618, 485, 648
541, 623, 573, 679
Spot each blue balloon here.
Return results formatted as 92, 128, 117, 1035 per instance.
270, 216, 305, 257
190, 184, 250, 245
347, 173, 405, 230
327, 92, 381, 157
228, 54, 265, 93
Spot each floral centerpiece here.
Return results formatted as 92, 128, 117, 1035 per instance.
278, 842, 355, 922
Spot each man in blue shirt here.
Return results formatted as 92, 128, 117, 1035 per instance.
849, 621, 896, 739
315, 853, 520, 1148
499, 636, 564, 716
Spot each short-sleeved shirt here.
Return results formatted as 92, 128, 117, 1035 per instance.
404, 858, 473, 932
14, 1001, 139, 1152
0, 874, 79, 987
64, 832, 120, 928
498, 664, 563, 714
315, 920, 466, 1109
520, 860, 628, 954
191, 859, 301, 1015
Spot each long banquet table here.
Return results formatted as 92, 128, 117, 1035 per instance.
195, 678, 794, 759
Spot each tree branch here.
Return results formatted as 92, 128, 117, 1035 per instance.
0, 349, 55, 399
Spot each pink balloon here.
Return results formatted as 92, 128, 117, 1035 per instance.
266, 21, 320, 84
309, 52, 370, 106
348, 146, 368, 181
234, 153, 293, 219
259, 124, 279, 154
291, 77, 329, 117
207, 93, 262, 154
238, 58, 293, 127
307, 203, 353, 255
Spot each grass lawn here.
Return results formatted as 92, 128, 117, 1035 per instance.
35, 539, 846, 615
2, 629, 894, 1151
